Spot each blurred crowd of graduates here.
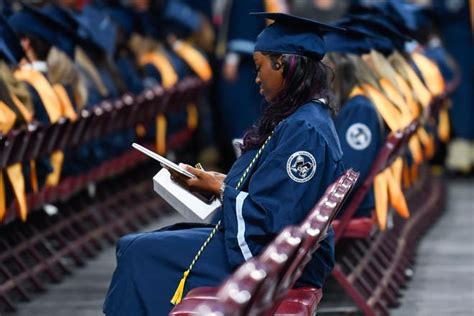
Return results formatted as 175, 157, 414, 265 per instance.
0, 0, 473, 228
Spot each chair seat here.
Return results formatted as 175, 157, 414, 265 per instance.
273, 287, 323, 316
170, 287, 323, 316
185, 286, 219, 299
332, 217, 373, 239
168, 298, 224, 316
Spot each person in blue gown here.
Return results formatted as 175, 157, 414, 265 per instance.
324, 24, 384, 219
432, 0, 474, 173
103, 13, 345, 315
216, 0, 275, 166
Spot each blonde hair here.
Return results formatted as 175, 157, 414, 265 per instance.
47, 47, 88, 109
347, 54, 381, 90
0, 61, 34, 118
129, 34, 162, 56
388, 51, 426, 105
74, 47, 109, 98
366, 50, 401, 92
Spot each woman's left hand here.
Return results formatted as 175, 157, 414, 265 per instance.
167, 164, 224, 198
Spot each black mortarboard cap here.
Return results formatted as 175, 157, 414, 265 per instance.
251, 12, 345, 60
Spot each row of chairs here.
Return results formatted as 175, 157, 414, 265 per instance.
0, 77, 205, 224
0, 161, 172, 312
321, 75, 458, 315
170, 169, 360, 316
1, 77, 206, 224
0, 77, 205, 169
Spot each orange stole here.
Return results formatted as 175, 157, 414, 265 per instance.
0, 101, 16, 133
399, 57, 432, 109
438, 107, 451, 143
14, 68, 67, 187
411, 52, 445, 97
0, 100, 30, 221
0, 101, 16, 220
139, 51, 179, 155
45, 85, 79, 187
14, 69, 62, 122
172, 41, 212, 82
361, 84, 403, 131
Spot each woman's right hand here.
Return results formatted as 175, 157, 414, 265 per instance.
167, 164, 226, 198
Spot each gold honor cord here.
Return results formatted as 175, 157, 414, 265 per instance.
471, 0, 474, 34
171, 133, 274, 305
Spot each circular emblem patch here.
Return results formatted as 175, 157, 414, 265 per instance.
346, 123, 372, 150
286, 151, 317, 183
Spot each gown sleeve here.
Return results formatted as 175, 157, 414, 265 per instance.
335, 96, 383, 187
221, 118, 332, 268
334, 96, 383, 218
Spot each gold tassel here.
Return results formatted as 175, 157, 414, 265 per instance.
186, 104, 198, 130
0, 171, 6, 221
30, 160, 38, 193
135, 124, 146, 138
417, 127, 434, 159
402, 159, 411, 189
387, 166, 410, 219
46, 151, 65, 187
438, 108, 451, 143
170, 270, 190, 305
156, 114, 167, 155
408, 135, 424, 164
6, 164, 28, 222
374, 172, 388, 231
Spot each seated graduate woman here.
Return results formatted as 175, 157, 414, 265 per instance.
323, 26, 385, 219
103, 13, 345, 316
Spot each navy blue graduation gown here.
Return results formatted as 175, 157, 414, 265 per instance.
103, 101, 343, 315
433, 0, 474, 140
334, 95, 383, 218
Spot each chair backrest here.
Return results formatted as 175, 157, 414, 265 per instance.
215, 259, 271, 316
69, 109, 91, 148
37, 117, 69, 157
202, 226, 302, 316
23, 122, 46, 162
334, 130, 405, 241
4, 128, 28, 166
274, 169, 359, 298
247, 226, 304, 315
115, 94, 136, 131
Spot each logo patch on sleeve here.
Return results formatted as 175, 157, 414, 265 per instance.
346, 123, 372, 150
287, 151, 317, 183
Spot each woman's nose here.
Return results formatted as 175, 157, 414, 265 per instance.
255, 74, 261, 85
